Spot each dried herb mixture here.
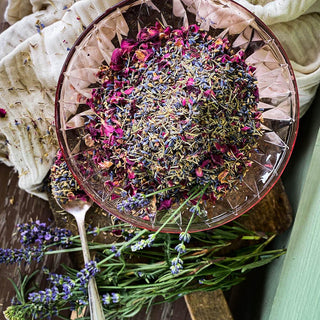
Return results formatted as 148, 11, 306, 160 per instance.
83, 22, 262, 218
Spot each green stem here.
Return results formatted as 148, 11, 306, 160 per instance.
44, 244, 110, 255
155, 186, 202, 235
145, 185, 180, 197
96, 229, 149, 267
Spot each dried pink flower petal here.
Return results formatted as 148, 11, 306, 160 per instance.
110, 48, 124, 71
102, 124, 115, 136
195, 167, 203, 177
121, 38, 137, 54
0, 108, 7, 118
158, 199, 172, 210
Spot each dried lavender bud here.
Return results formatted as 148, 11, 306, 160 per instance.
50, 150, 87, 205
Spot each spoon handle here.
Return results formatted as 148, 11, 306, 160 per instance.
87, 278, 106, 320
76, 215, 106, 320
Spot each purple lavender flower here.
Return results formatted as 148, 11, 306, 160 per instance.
102, 293, 111, 305
17, 220, 72, 247
189, 205, 201, 214
175, 243, 186, 254
179, 232, 191, 243
170, 257, 184, 275
35, 21, 45, 34
110, 245, 117, 253
137, 271, 144, 277
120, 190, 128, 197
109, 244, 121, 257
28, 287, 59, 304
131, 234, 155, 252
44, 269, 76, 300
121, 229, 136, 241
61, 282, 74, 300
102, 292, 120, 305
10, 297, 21, 306
0, 246, 43, 265
76, 261, 100, 286
47, 273, 64, 285
78, 299, 88, 305
111, 292, 120, 303
90, 226, 99, 236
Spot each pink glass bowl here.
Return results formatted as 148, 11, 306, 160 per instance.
55, 0, 299, 232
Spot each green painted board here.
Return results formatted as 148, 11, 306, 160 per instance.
267, 128, 320, 320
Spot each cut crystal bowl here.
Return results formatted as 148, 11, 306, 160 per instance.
55, 0, 299, 232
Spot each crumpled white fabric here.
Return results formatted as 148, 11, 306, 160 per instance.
0, 0, 319, 199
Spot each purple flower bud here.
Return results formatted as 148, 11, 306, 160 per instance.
175, 243, 186, 254
179, 232, 191, 243
76, 261, 100, 286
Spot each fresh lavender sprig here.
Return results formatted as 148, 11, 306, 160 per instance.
76, 260, 100, 287
168, 184, 209, 274
0, 247, 44, 265
17, 220, 72, 247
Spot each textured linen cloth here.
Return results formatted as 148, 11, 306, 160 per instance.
0, 0, 319, 199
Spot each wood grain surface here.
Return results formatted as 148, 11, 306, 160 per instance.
0, 164, 71, 320
185, 290, 233, 320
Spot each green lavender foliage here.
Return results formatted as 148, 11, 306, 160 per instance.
4, 222, 285, 320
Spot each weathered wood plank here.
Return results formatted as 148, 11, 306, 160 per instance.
185, 290, 233, 320
237, 179, 292, 234
0, 164, 69, 317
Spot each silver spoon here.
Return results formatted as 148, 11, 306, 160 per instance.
57, 197, 105, 320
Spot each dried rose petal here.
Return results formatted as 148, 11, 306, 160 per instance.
158, 198, 172, 210
195, 167, 203, 177
102, 124, 115, 136
128, 169, 135, 179
120, 38, 137, 54
111, 194, 121, 200
189, 24, 200, 33
135, 49, 152, 62
0, 108, 7, 118
186, 78, 194, 86
124, 87, 134, 95
110, 48, 124, 71
241, 126, 251, 131
98, 161, 113, 169
137, 27, 159, 42
218, 170, 229, 183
